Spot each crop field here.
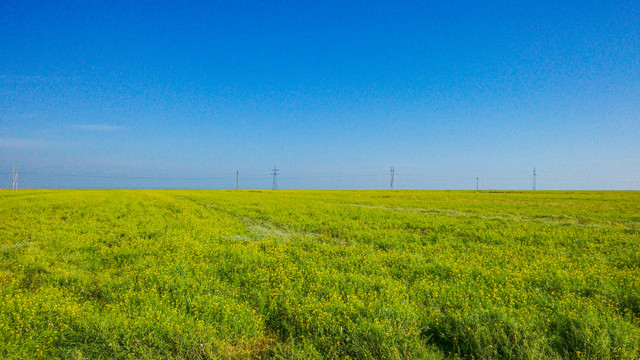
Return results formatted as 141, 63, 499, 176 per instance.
0, 190, 639, 359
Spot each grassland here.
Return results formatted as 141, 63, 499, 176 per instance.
0, 190, 639, 359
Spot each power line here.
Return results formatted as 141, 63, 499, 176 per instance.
399, 174, 530, 181
12, 165, 18, 190
16, 170, 639, 184
11, 170, 545, 183
271, 165, 279, 190
20, 172, 269, 181
278, 173, 383, 180
390, 166, 395, 190
7, 167, 639, 189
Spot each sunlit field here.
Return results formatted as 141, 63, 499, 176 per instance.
1, 190, 639, 359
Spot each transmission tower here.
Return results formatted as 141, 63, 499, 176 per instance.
11, 165, 18, 191
271, 165, 279, 190
390, 166, 395, 190
532, 168, 536, 191
476, 177, 479, 191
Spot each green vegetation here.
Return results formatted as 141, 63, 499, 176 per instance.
1, 190, 639, 359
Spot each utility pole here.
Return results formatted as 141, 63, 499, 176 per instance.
390, 166, 395, 190
533, 168, 536, 191
236, 170, 239, 191
11, 165, 18, 191
476, 177, 479, 191
271, 165, 279, 190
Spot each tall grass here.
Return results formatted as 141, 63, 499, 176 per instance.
0, 190, 638, 359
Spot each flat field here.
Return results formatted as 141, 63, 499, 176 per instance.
0, 190, 639, 359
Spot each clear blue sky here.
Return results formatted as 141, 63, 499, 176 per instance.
1, 1, 638, 189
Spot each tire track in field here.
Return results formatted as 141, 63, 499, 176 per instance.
344, 203, 638, 231
174, 196, 316, 241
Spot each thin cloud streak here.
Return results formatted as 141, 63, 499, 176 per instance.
0, 74, 74, 83
0, 138, 47, 149
72, 124, 127, 132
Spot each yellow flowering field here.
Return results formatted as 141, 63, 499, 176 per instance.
0, 190, 638, 359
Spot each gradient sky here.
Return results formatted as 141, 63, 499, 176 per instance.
1, 1, 639, 189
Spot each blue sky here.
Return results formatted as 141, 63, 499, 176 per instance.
1, 1, 638, 189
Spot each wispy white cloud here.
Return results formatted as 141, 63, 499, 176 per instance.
0, 113, 40, 120
73, 124, 127, 131
0, 74, 74, 84
0, 138, 47, 149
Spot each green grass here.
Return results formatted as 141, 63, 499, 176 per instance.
1, 190, 639, 359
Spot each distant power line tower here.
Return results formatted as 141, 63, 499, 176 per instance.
11, 165, 18, 191
390, 166, 395, 190
271, 165, 279, 190
532, 168, 537, 191
476, 177, 479, 191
